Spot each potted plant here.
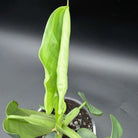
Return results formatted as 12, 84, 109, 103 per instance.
3, 1, 123, 138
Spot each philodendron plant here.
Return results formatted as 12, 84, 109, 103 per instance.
3, 1, 123, 138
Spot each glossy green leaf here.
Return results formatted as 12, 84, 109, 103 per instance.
77, 128, 97, 138
78, 92, 103, 116
3, 101, 55, 138
39, 3, 70, 115
107, 114, 123, 138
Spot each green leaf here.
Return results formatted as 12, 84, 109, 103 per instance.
107, 114, 123, 138
39, 3, 70, 115
78, 92, 87, 102
6, 101, 46, 116
78, 92, 103, 116
3, 101, 55, 138
64, 107, 80, 126
56, 5, 70, 115
64, 102, 86, 126
56, 125, 81, 138
86, 104, 103, 116
24, 114, 55, 128
77, 128, 97, 138
4, 118, 53, 138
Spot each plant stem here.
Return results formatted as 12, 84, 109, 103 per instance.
67, 0, 69, 6
79, 101, 86, 109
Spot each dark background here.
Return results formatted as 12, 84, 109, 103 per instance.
0, 0, 138, 138
0, 0, 138, 55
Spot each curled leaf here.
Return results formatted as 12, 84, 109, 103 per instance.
39, 4, 70, 115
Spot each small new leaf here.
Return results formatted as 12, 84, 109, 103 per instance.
87, 104, 103, 116
78, 92, 103, 116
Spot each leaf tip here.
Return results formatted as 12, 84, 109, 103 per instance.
6, 101, 18, 116
110, 114, 123, 138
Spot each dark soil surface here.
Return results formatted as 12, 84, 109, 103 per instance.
36, 99, 93, 138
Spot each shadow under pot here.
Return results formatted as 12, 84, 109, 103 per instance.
37, 97, 96, 138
